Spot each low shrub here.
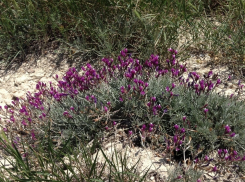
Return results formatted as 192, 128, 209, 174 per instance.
1, 48, 245, 181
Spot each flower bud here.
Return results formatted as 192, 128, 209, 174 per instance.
149, 123, 154, 128
212, 166, 217, 172
180, 128, 185, 133
204, 155, 209, 161
225, 125, 231, 134
149, 127, 153, 132
174, 124, 179, 131
173, 135, 178, 143
107, 101, 111, 106
204, 108, 208, 114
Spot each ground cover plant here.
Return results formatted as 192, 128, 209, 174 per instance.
1, 0, 245, 181
0, 49, 245, 181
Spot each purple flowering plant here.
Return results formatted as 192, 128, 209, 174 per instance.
0, 49, 245, 181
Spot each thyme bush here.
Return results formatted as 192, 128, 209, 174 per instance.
1, 49, 245, 181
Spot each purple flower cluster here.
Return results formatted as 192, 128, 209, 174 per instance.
193, 148, 245, 180
147, 97, 161, 115
55, 65, 105, 98
63, 111, 72, 118
132, 78, 149, 96
183, 70, 222, 95
141, 123, 153, 132
144, 54, 160, 68
224, 125, 235, 137
0, 63, 109, 147
165, 124, 186, 151
140, 123, 155, 140
0, 94, 44, 144
1, 48, 245, 177
217, 149, 244, 161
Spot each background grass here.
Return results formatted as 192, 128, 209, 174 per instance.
0, 0, 244, 73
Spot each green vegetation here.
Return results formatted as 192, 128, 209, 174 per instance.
0, 49, 245, 181
0, 0, 245, 181
0, 0, 244, 69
